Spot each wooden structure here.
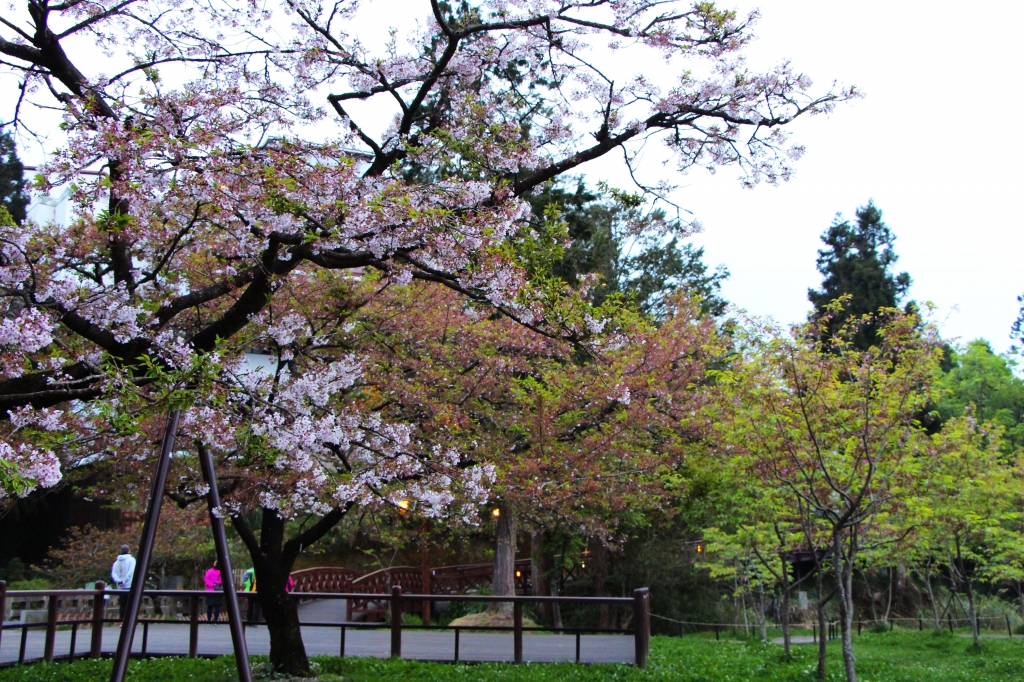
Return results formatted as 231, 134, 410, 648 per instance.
293, 559, 534, 623
0, 584, 650, 669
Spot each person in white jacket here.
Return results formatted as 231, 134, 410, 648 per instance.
111, 545, 136, 621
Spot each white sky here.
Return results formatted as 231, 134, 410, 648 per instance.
590, 2, 1024, 353
14, 1, 1024, 352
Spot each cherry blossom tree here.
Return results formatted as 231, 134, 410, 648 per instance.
1, 0, 853, 673
354, 280, 723, 614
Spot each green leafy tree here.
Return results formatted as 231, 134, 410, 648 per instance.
0, 133, 28, 225
916, 413, 1023, 648
808, 202, 912, 349
529, 179, 730, 319
717, 307, 941, 682
937, 340, 1024, 454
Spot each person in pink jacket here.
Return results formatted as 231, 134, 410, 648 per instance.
204, 559, 224, 622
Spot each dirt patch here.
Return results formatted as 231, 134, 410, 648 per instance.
448, 611, 540, 628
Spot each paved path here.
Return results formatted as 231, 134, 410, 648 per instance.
1, 601, 635, 666
771, 635, 818, 645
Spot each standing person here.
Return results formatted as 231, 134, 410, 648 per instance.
241, 566, 260, 623
110, 545, 136, 621
204, 559, 224, 623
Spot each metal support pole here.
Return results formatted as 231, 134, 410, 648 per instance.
90, 582, 105, 658
198, 443, 252, 682
69, 623, 78, 662
110, 410, 181, 682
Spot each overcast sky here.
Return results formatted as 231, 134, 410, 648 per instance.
590, 2, 1024, 354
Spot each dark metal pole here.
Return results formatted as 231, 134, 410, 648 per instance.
390, 585, 403, 658
110, 409, 181, 682
198, 443, 252, 682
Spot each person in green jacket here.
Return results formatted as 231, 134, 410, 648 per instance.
241, 567, 260, 623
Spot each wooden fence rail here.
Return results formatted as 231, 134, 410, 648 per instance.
0, 581, 650, 669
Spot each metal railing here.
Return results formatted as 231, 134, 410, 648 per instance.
0, 581, 650, 668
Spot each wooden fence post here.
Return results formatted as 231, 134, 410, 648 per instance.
390, 585, 402, 658
189, 594, 200, 657
44, 593, 59, 662
513, 601, 523, 664
90, 582, 106, 659
0, 581, 6, 655
633, 588, 650, 670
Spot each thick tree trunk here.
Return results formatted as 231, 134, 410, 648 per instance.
833, 536, 858, 682
231, 504, 350, 675
251, 510, 309, 675
259, 568, 308, 675
489, 503, 517, 616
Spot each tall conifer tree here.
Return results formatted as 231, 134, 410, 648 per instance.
0, 133, 28, 225
808, 201, 912, 349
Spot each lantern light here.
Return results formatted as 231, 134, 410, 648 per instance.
398, 499, 411, 512
491, 508, 501, 518
515, 570, 522, 578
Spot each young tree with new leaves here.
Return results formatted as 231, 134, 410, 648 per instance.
0, 0, 853, 673
716, 307, 942, 682
915, 414, 1023, 648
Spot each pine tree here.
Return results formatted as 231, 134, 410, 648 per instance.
808, 201, 912, 349
0, 132, 29, 225
529, 179, 729, 319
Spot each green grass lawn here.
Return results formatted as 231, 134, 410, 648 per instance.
1, 631, 1022, 681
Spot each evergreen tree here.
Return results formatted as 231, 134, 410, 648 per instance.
0, 132, 29, 225
808, 201, 912, 348
529, 179, 729, 319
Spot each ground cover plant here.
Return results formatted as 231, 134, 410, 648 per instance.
2, 632, 1023, 682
